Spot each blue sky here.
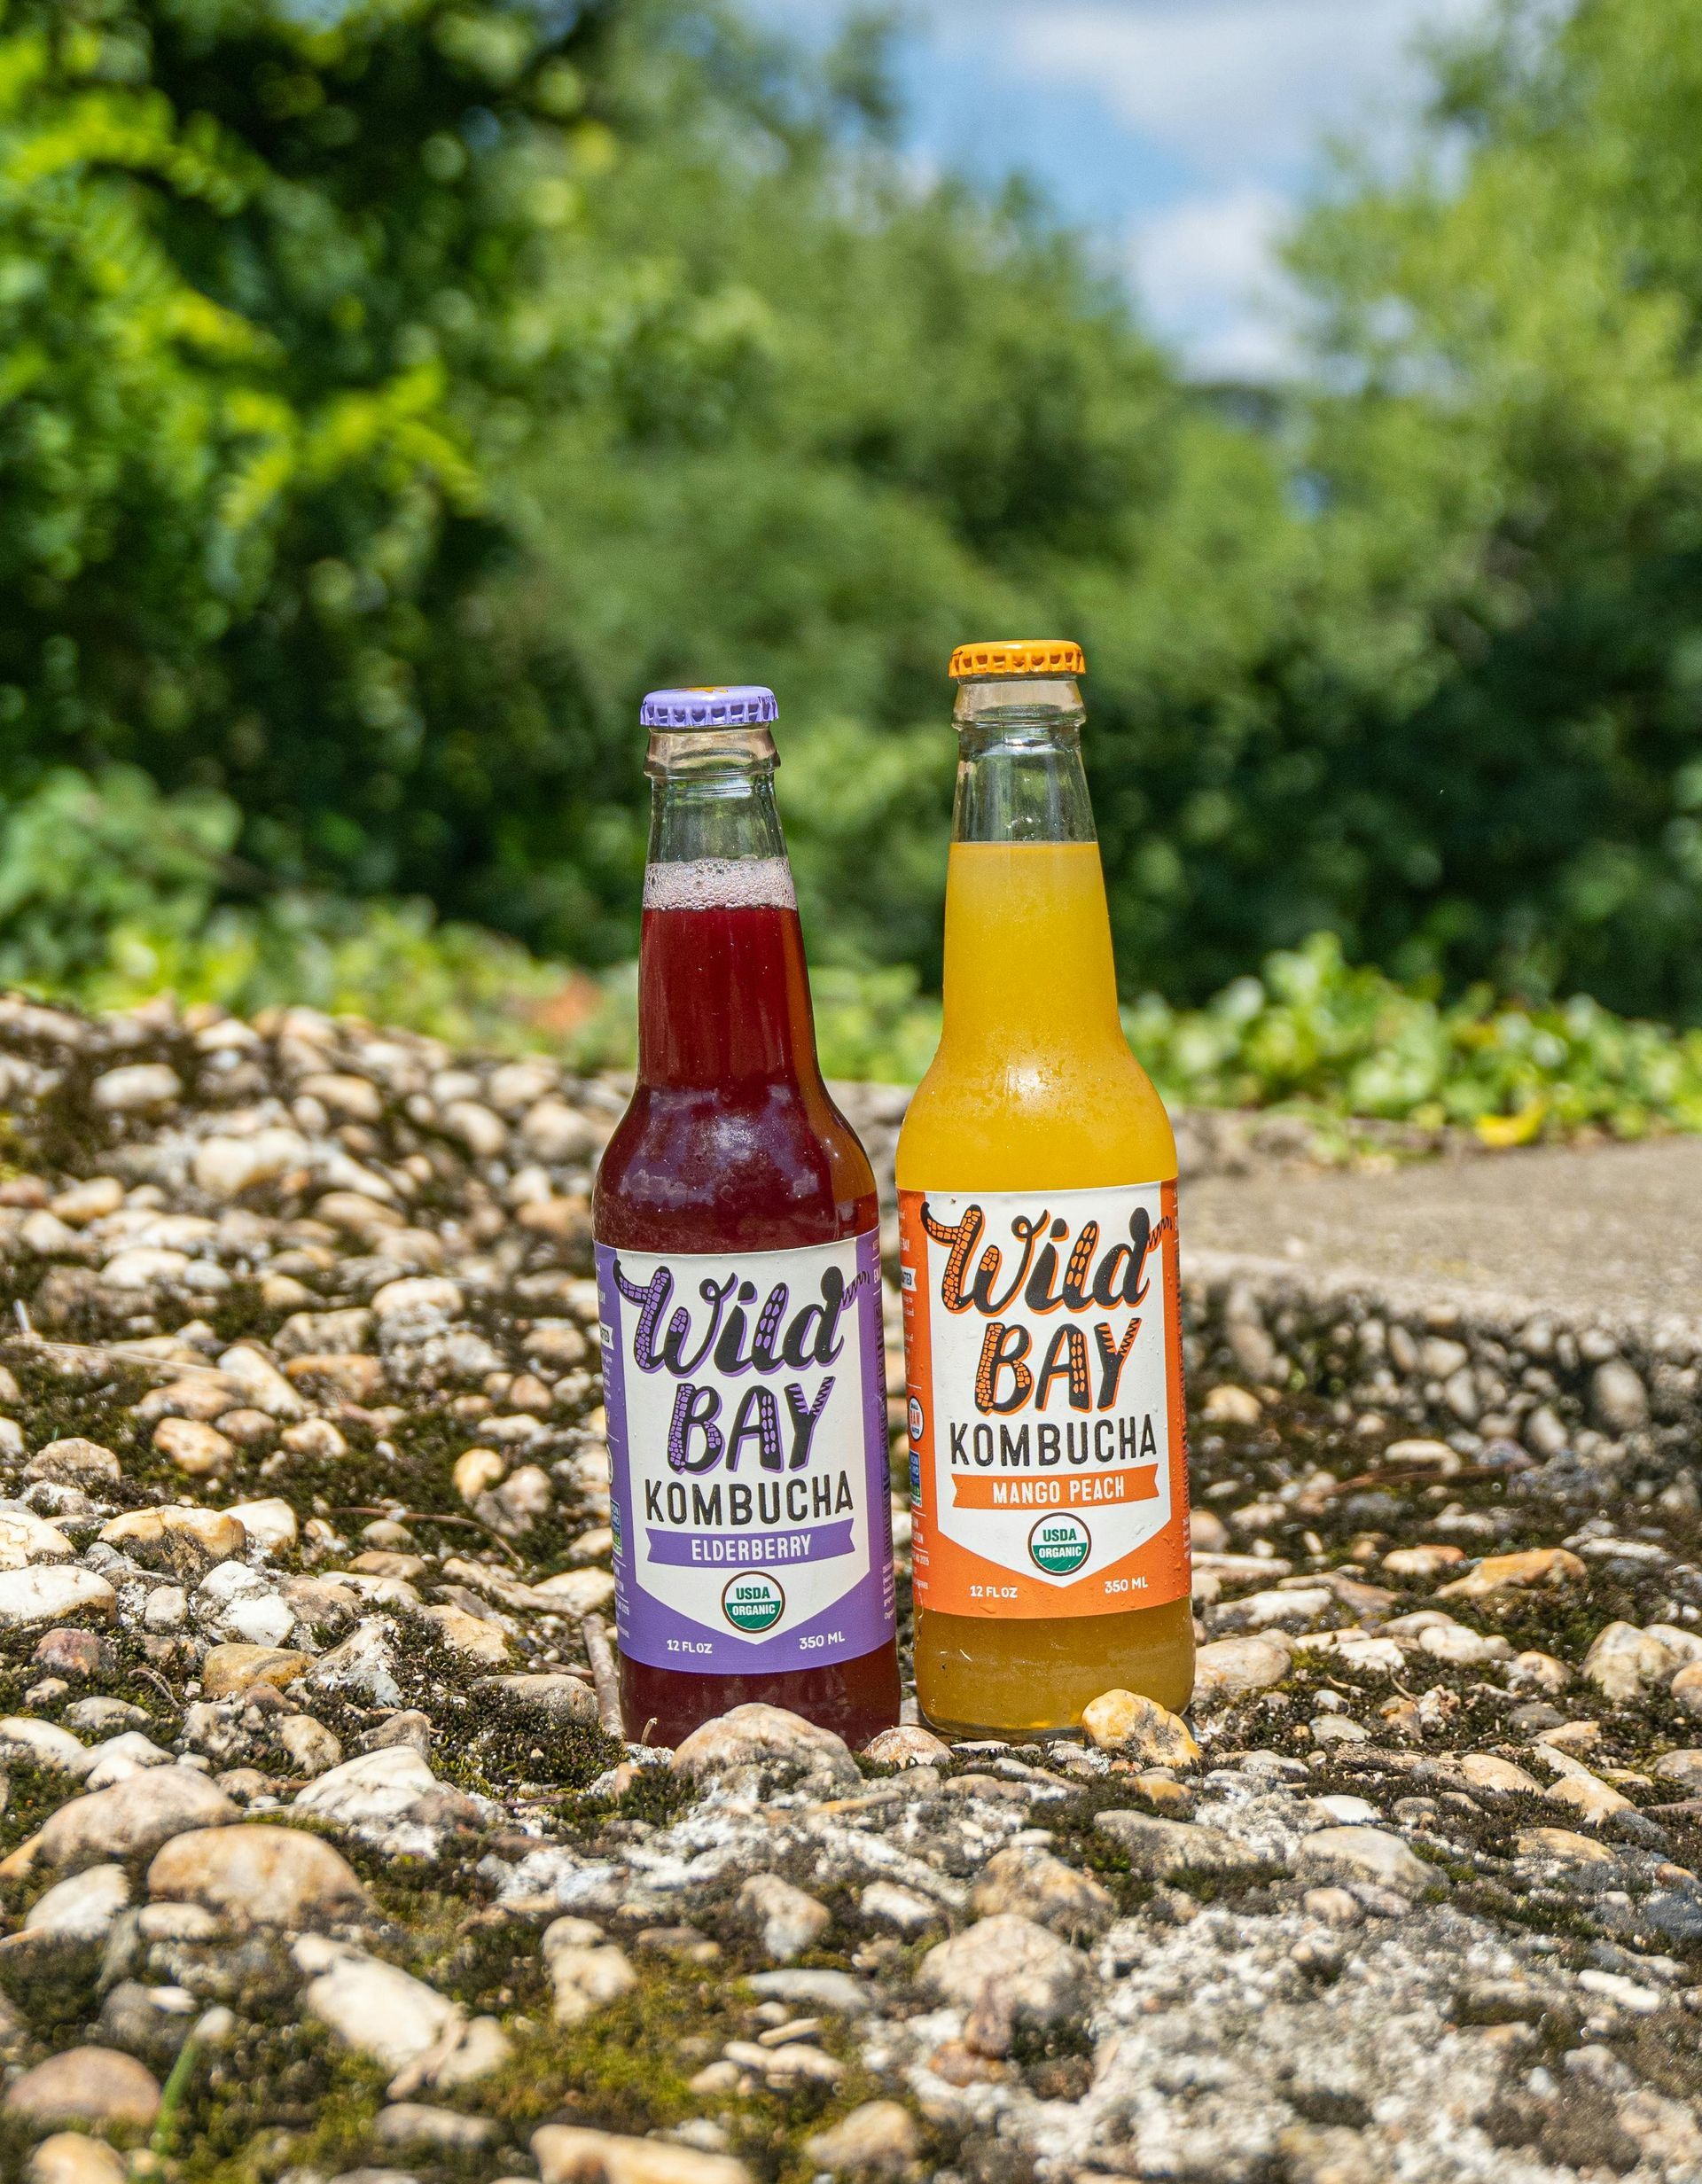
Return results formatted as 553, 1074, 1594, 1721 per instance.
744, 0, 1492, 378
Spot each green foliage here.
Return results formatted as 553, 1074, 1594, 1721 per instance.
0, 0, 630, 896
0, 766, 565, 1046
4, 0, 1702, 1041
1269, 0, 1702, 1020
1126, 933, 1702, 1142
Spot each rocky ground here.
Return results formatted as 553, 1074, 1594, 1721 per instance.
0, 996, 1698, 2184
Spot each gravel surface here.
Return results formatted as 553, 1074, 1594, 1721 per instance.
0, 998, 1697, 2184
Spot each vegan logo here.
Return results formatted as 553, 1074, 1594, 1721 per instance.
722, 1572, 785, 1633
1028, 1513, 1090, 1576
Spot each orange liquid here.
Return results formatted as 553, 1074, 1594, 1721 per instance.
896, 841, 1194, 1734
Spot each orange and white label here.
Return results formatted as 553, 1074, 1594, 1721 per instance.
899, 1182, 1190, 1618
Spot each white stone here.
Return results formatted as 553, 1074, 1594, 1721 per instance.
148, 1823, 368, 1927
101, 1247, 191, 1290
0, 1567, 116, 1632
215, 1345, 306, 1419
738, 1874, 831, 1962
860, 1881, 942, 1933
543, 1921, 638, 2025
1294, 1827, 1434, 1898
223, 1497, 300, 1555
223, 1593, 298, 1649
917, 1913, 1090, 2028
21, 1864, 130, 1940
1583, 1620, 1688, 1703
192, 1128, 311, 1198
92, 1064, 180, 1113
532, 2126, 750, 2184
307, 1618, 406, 1708
296, 1936, 460, 2072
0, 1718, 92, 1774
371, 1275, 465, 1321
82, 1733, 176, 1790
0, 1511, 74, 1569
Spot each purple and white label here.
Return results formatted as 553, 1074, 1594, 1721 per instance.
597, 1230, 895, 1674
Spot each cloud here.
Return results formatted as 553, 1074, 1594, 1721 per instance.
1001, 0, 1485, 176
1128, 182, 1301, 378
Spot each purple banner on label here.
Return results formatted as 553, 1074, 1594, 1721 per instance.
645, 1520, 855, 1568
598, 1228, 895, 1676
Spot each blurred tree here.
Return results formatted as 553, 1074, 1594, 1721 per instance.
0, 0, 634, 897
1263, 0, 1702, 1019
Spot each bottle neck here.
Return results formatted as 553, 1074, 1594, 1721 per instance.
637, 732, 822, 1092
951, 677, 1097, 844
942, 677, 1125, 1055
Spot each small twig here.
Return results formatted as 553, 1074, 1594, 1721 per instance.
131, 1665, 179, 1710
581, 1612, 622, 1737
327, 1505, 523, 1564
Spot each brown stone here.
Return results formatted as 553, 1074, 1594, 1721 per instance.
4, 2047, 160, 2130
200, 1643, 313, 1698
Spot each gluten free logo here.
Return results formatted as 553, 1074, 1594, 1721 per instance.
1028, 1512, 1090, 1577
722, 1572, 785, 1634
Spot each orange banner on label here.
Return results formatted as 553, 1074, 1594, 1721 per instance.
950, 1466, 1159, 1512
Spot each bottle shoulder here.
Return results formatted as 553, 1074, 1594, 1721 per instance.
896, 1038, 1176, 1192
596, 1080, 878, 1251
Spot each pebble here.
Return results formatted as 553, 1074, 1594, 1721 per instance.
860, 1882, 942, 1934
98, 1505, 246, 1578
543, 1919, 638, 2024
92, 1063, 180, 1112
969, 1842, 1117, 1940
295, 1935, 509, 2085
1671, 1664, 1702, 1718
0, 1717, 91, 1774
293, 1743, 446, 1836
737, 1874, 831, 1961
147, 1823, 369, 1926
0, 1566, 117, 1634
0, 1510, 75, 1569
670, 1704, 860, 1796
27, 2138, 129, 2184
476, 1673, 601, 1728
152, 1416, 234, 1478
201, 1643, 312, 1698
18, 1767, 238, 1877
1081, 1688, 1201, 1766
1436, 1547, 1587, 1600
3, 2047, 161, 2129
23, 1439, 120, 1487
373, 2103, 497, 2151
917, 1913, 1090, 2032
801, 2101, 919, 2177
1381, 1544, 1465, 1579
1516, 1827, 1620, 1866
1294, 1827, 1435, 1897
1582, 1620, 1689, 1702
20, 1864, 131, 1941
532, 2125, 751, 2184
1095, 1810, 1266, 1880
1191, 1632, 1292, 1701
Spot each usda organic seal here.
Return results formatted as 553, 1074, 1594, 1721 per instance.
1028, 1512, 1090, 1577
722, 1572, 785, 1634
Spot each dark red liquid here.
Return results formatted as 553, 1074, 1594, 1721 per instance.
594, 892, 902, 1747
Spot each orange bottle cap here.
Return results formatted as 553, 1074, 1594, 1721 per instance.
949, 639, 1085, 681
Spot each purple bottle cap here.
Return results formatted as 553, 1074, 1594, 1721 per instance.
640, 685, 778, 729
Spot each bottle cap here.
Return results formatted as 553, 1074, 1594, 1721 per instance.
948, 640, 1084, 681
640, 685, 778, 728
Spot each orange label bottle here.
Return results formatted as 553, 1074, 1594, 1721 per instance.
896, 642, 1194, 1736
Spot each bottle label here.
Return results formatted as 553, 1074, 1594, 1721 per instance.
597, 1230, 895, 1675
899, 1182, 1191, 1618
